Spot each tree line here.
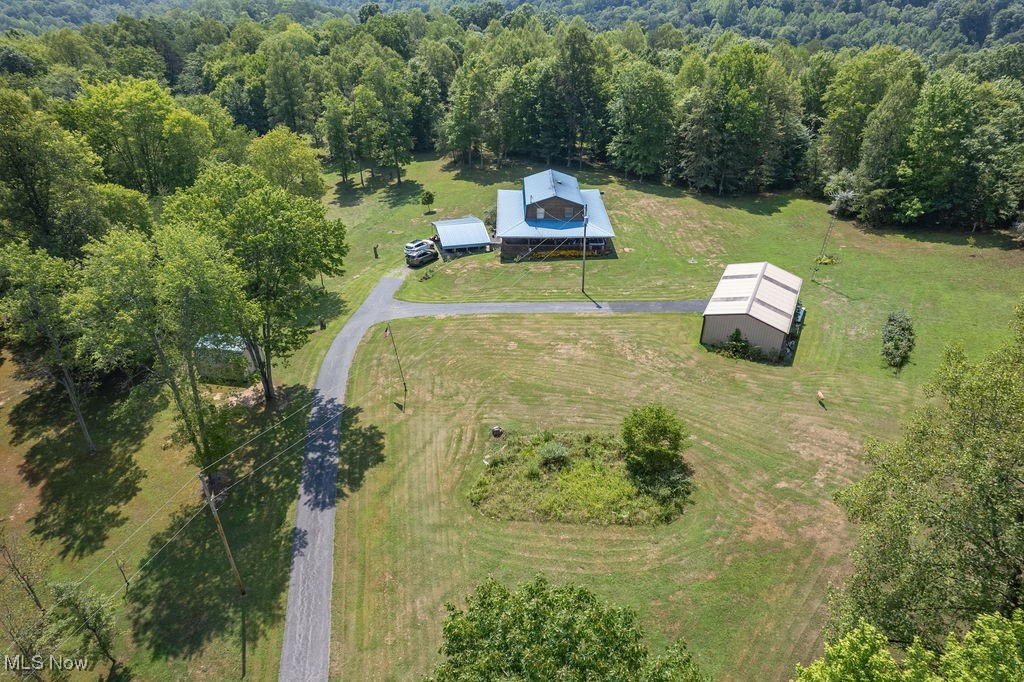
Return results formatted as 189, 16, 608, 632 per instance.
5, 0, 1024, 59
5, 6, 1024, 230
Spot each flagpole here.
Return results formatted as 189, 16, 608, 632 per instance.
386, 324, 408, 404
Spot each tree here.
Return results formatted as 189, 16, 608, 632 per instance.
47, 582, 118, 669
439, 55, 490, 166
621, 403, 689, 476
796, 611, 1024, 680
71, 78, 172, 195
880, 311, 915, 370
820, 46, 924, 175
673, 43, 801, 194
163, 163, 347, 402
70, 225, 251, 464
420, 189, 434, 213
853, 75, 920, 224
555, 17, 603, 165
428, 575, 708, 682
161, 108, 214, 189
833, 304, 1024, 646
0, 243, 96, 454
897, 69, 1024, 228
246, 126, 326, 199
320, 93, 355, 181
358, 57, 416, 182
71, 78, 213, 196
607, 59, 674, 180
0, 88, 106, 258
261, 25, 315, 133
794, 620, 903, 682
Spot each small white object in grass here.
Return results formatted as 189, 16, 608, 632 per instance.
688, 257, 697, 264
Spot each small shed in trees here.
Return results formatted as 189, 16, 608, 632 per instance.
196, 335, 255, 384
433, 216, 491, 256
700, 262, 803, 356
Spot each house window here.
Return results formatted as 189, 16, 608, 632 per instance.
536, 207, 545, 219
564, 207, 573, 218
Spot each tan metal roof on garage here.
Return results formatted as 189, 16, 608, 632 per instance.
704, 262, 803, 334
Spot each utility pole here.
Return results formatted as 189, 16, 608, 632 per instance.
199, 473, 246, 596
385, 324, 408, 405
812, 212, 837, 283
814, 190, 853, 282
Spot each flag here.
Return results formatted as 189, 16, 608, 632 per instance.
383, 324, 391, 339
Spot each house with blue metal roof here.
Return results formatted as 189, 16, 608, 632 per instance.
495, 169, 615, 260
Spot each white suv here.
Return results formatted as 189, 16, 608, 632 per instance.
404, 239, 434, 255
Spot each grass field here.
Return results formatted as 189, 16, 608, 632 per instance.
321, 157, 1024, 680
1, 153, 1022, 680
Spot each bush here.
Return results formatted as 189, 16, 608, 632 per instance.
881, 311, 915, 369
716, 328, 766, 361
621, 404, 689, 477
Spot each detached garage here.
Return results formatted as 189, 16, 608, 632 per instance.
700, 262, 803, 356
433, 217, 491, 257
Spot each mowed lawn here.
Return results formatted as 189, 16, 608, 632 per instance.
0, 152, 1021, 680
325, 157, 1024, 680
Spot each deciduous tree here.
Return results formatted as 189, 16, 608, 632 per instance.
608, 59, 674, 180
163, 164, 347, 402
246, 125, 325, 199
428, 575, 708, 682
833, 303, 1024, 646
0, 243, 96, 454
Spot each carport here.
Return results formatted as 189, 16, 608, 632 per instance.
432, 217, 492, 258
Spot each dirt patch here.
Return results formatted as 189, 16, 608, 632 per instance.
785, 418, 864, 488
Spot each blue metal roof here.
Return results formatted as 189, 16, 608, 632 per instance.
495, 189, 615, 240
522, 169, 584, 207
432, 217, 491, 249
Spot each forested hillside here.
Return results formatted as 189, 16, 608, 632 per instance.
4, 0, 1024, 55
3, 3, 1024, 238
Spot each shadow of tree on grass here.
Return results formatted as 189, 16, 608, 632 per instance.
12, 380, 163, 558
336, 406, 385, 498
127, 384, 314, 661
126, 386, 384, 665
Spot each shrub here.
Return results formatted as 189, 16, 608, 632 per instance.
881, 311, 915, 369
537, 441, 570, 471
621, 404, 689, 477
716, 329, 766, 361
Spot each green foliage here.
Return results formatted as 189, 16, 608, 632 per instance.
70, 78, 212, 195
834, 307, 1024, 646
0, 242, 96, 453
246, 125, 325, 199
419, 189, 434, 209
608, 59, 674, 179
471, 430, 692, 526
714, 328, 766, 362
795, 611, 1024, 681
880, 311, 915, 369
428, 575, 709, 682
621, 403, 689, 477
162, 162, 347, 400
47, 581, 118, 666
0, 87, 106, 258
672, 42, 804, 194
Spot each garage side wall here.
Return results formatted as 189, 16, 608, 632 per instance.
700, 314, 786, 354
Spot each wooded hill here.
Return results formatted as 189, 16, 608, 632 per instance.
4, 0, 1024, 56
3, 4, 1024, 237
